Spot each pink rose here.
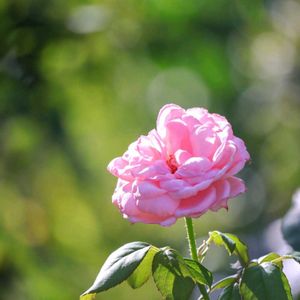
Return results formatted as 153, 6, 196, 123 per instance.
108, 104, 250, 226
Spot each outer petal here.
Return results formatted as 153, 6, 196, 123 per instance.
131, 160, 170, 180
210, 177, 246, 211
226, 137, 250, 176
112, 179, 177, 226
213, 142, 237, 169
107, 157, 132, 180
211, 113, 233, 133
186, 107, 208, 123
209, 179, 231, 211
135, 181, 166, 198
135, 182, 179, 217
169, 179, 213, 200
129, 214, 177, 226
227, 176, 246, 197
159, 178, 190, 192
175, 186, 217, 217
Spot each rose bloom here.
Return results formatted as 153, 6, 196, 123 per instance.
108, 104, 250, 226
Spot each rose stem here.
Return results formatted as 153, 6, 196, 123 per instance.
184, 217, 210, 300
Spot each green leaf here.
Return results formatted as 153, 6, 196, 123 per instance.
258, 252, 283, 269
209, 231, 249, 266
184, 259, 213, 287
209, 231, 235, 253
80, 293, 96, 300
152, 248, 195, 300
290, 251, 300, 264
210, 274, 238, 292
218, 283, 241, 300
127, 246, 160, 289
240, 262, 293, 300
81, 242, 151, 296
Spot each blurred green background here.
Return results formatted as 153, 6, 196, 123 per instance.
1, 0, 300, 299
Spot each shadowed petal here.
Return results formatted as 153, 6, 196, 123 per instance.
175, 187, 217, 217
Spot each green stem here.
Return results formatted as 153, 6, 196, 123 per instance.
184, 217, 210, 300
185, 217, 198, 260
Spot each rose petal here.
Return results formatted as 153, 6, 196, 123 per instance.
169, 179, 213, 200
136, 181, 166, 198
107, 157, 127, 177
175, 186, 217, 217
186, 107, 208, 122
165, 119, 191, 154
176, 157, 212, 177
157, 104, 184, 139
209, 179, 231, 211
159, 178, 189, 192
190, 125, 219, 158
132, 160, 170, 179
226, 137, 250, 176
174, 149, 192, 165
227, 176, 246, 197
210, 177, 246, 211
129, 214, 177, 226
213, 142, 237, 168
136, 194, 179, 217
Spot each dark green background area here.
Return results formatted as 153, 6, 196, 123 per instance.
1, 0, 300, 299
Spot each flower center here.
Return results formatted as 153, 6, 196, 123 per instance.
166, 154, 178, 174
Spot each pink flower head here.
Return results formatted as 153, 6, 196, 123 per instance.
108, 104, 250, 226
